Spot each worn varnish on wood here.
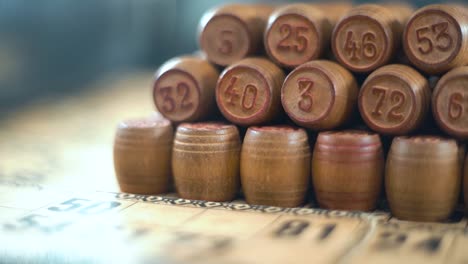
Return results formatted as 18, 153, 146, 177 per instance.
198, 4, 273, 66
153, 56, 219, 123
332, 4, 413, 73
241, 125, 310, 207
359, 64, 430, 135
216, 57, 285, 126
264, 3, 350, 69
281, 60, 358, 130
403, 4, 468, 75
113, 117, 173, 194
172, 122, 240, 202
386, 136, 461, 222
312, 130, 384, 211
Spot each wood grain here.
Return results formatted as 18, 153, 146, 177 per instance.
312, 130, 384, 211
386, 136, 462, 222
241, 125, 310, 207
172, 122, 240, 202
113, 117, 173, 194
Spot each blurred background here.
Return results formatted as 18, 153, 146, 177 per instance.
0, 0, 443, 116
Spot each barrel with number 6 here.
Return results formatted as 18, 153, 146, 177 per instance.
359, 64, 430, 135
332, 4, 413, 73
281, 60, 358, 130
216, 57, 285, 126
153, 56, 219, 123
403, 4, 468, 74
198, 4, 273, 66
264, 3, 350, 69
433, 66, 468, 139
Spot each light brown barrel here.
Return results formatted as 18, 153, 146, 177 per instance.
359, 64, 430, 135
386, 136, 461, 222
216, 57, 285, 126
264, 3, 350, 69
113, 117, 173, 194
241, 126, 310, 207
198, 4, 273, 66
403, 4, 468, 74
312, 130, 384, 211
332, 4, 413, 73
153, 56, 219, 123
172, 122, 240, 201
432, 66, 468, 139
281, 60, 358, 130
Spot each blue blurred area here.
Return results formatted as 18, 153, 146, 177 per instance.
0, 0, 443, 112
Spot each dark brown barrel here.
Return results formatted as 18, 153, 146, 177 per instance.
312, 130, 384, 211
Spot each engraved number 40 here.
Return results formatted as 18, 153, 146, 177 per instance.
224, 76, 258, 110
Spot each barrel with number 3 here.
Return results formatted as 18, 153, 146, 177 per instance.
332, 4, 413, 73
433, 66, 468, 139
403, 4, 468, 74
281, 60, 358, 130
264, 3, 350, 69
153, 56, 219, 123
359, 64, 430, 135
216, 57, 285, 126
198, 4, 273, 66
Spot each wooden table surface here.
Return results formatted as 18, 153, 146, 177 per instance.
0, 72, 467, 264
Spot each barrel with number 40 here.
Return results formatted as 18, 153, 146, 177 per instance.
153, 56, 219, 123
216, 57, 285, 126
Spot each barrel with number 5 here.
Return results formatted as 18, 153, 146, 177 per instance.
433, 66, 468, 139
281, 60, 358, 130
332, 4, 413, 73
264, 3, 350, 69
359, 64, 430, 135
403, 4, 468, 74
216, 57, 285, 126
153, 56, 219, 123
198, 4, 273, 66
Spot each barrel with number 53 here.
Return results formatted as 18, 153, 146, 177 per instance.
359, 64, 430, 135
153, 56, 219, 123
332, 4, 413, 73
281, 60, 358, 130
198, 4, 273, 66
432, 66, 468, 139
216, 57, 285, 126
403, 4, 468, 74
264, 3, 350, 69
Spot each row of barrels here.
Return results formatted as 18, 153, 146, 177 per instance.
114, 118, 466, 223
